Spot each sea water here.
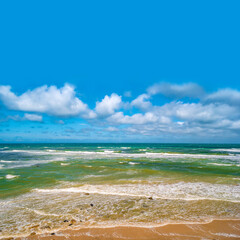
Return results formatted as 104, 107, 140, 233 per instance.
0, 143, 240, 238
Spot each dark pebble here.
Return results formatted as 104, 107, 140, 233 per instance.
90, 203, 94, 207
148, 197, 153, 200
69, 223, 73, 226
63, 220, 69, 222
51, 233, 55, 235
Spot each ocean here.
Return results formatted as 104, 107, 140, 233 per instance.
0, 143, 240, 238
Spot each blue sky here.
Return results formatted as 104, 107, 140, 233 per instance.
0, 1, 240, 143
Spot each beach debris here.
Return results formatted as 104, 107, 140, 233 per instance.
85, 192, 90, 195
51, 232, 55, 235
90, 203, 94, 207
148, 197, 153, 200
68, 224, 73, 226
70, 219, 76, 224
63, 220, 69, 222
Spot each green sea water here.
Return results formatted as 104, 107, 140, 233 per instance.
0, 143, 240, 238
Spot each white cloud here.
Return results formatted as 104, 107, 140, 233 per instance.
0, 84, 93, 118
95, 93, 122, 116
147, 82, 204, 99
131, 94, 152, 111
23, 113, 43, 122
2, 81, 240, 141
107, 112, 158, 125
205, 88, 240, 105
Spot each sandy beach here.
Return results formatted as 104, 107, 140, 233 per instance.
3, 219, 238, 240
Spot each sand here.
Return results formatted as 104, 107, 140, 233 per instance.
5, 219, 240, 240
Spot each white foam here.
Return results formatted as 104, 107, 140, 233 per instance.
60, 163, 70, 166
103, 150, 114, 153
211, 148, 240, 153
0, 160, 17, 163
4, 149, 240, 161
129, 162, 139, 165
212, 232, 240, 238
32, 209, 61, 217
5, 174, 19, 179
0, 157, 68, 169
34, 182, 240, 202
208, 163, 235, 167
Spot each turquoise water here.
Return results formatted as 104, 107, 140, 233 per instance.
0, 143, 240, 238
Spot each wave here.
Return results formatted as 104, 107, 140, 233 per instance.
211, 148, 240, 153
207, 163, 240, 167
0, 157, 68, 169
34, 182, 240, 202
5, 149, 240, 161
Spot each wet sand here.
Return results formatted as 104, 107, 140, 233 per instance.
7, 219, 240, 240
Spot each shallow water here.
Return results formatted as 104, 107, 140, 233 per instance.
0, 143, 240, 238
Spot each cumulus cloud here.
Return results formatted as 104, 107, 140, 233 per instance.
156, 101, 239, 123
131, 94, 152, 111
147, 82, 204, 99
2, 81, 240, 141
95, 93, 122, 117
0, 84, 94, 118
107, 112, 158, 125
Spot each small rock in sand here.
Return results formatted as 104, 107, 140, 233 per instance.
90, 203, 94, 207
70, 219, 76, 224
51, 232, 55, 235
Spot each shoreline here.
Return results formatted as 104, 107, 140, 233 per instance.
2, 219, 240, 240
